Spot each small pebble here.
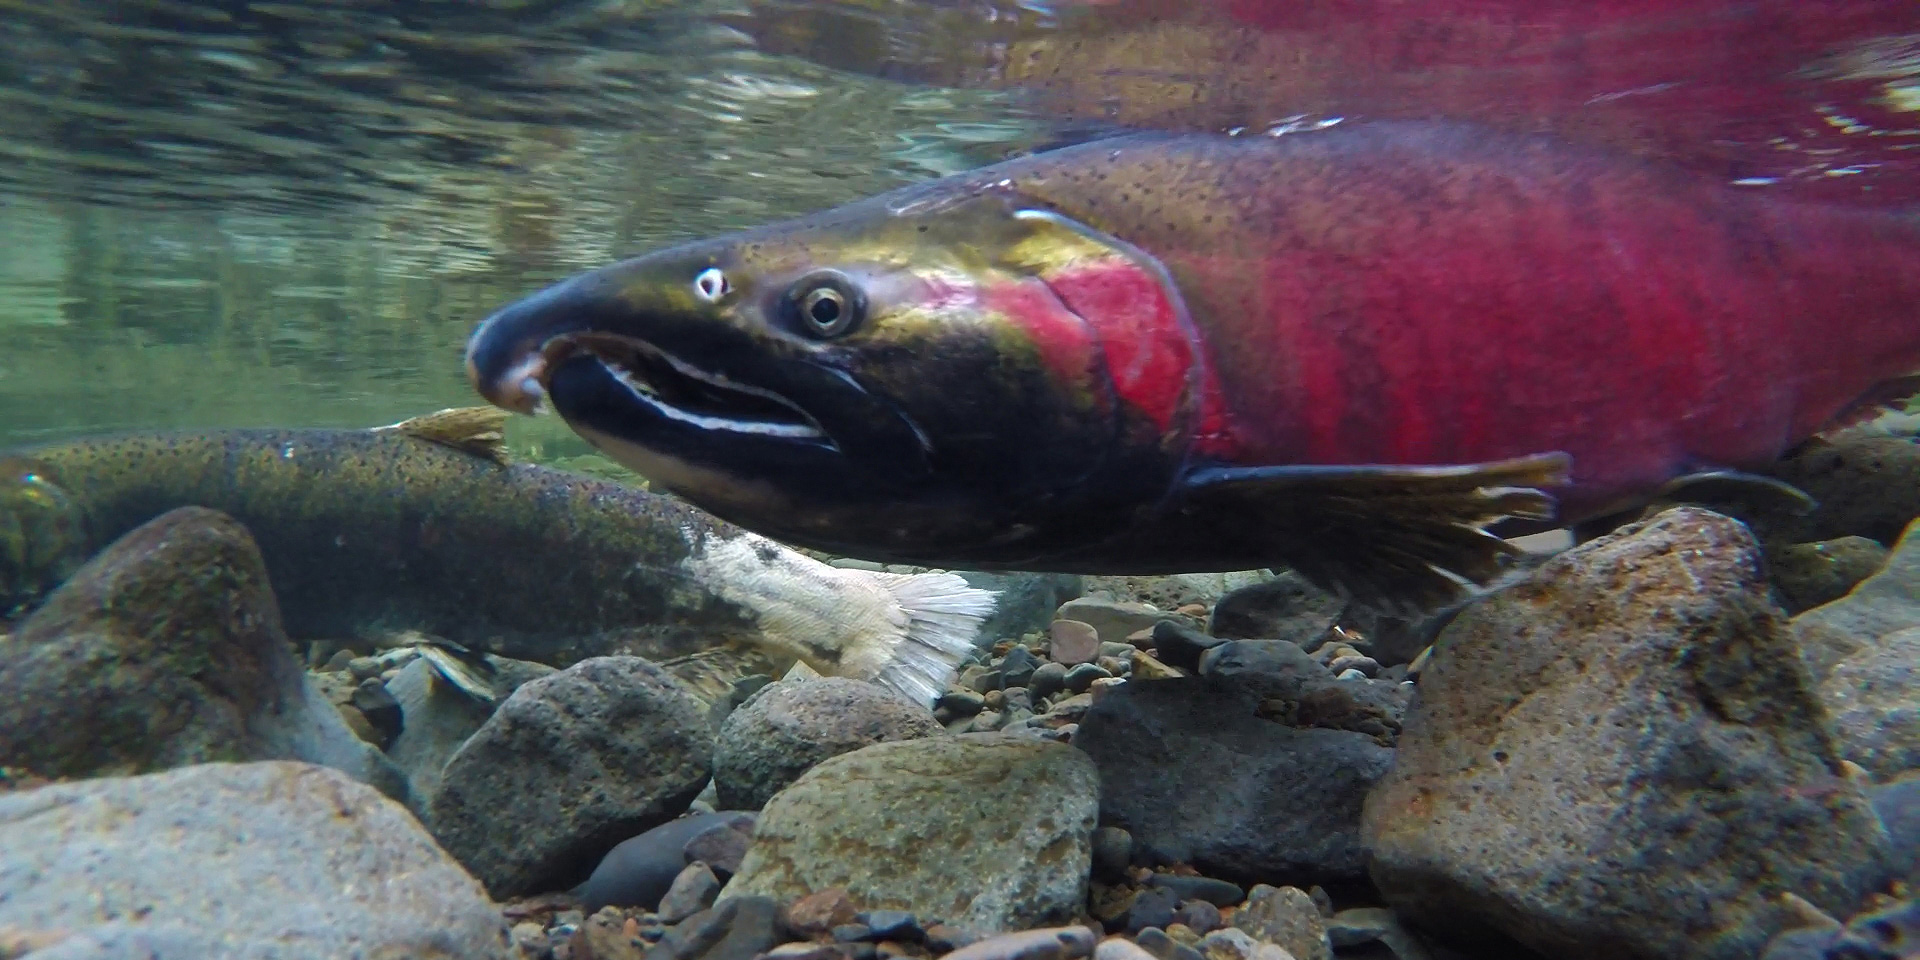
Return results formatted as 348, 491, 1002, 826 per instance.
937, 926, 1097, 960
1127, 887, 1180, 934
763, 945, 856, 960
1133, 928, 1205, 960
1097, 656, 1131, 677
511, 921, 551, 957
785, 887, 859, 937
1164, 923, 1200, 946
1335, 669, 1367, 681
938, 689, 986, 718
682, 820, 754, 879
347, 656, 384, 681
1173, 900, 1222, 935
1030, 662, 1070, 702
1065, 663, 1113, 693
1094, 938, 1159, 960
1307, 887, 1333, 918
1129, 651, 1182, 680
1050, 620, 1102, 665
970, 709, 1006, 732
999, 646, 1041, 687
655, 862, 720, 923
924, 923, 978, 953
966, 666, 1006, 693
1098, 641, 1138, 662
1002, 688, 1034, 714
321, 648, 356, 672
1089, 677, 1127, 702
856, 910, 922, 942
835, 924, 875, 943
1148, 874, 1245, 907
1195, 927, 1259, 960
1325, 655, 1379, 678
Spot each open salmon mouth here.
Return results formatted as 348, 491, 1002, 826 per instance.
543, 333, 829, 442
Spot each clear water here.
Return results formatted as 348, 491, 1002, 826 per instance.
0, 0, 1055, 465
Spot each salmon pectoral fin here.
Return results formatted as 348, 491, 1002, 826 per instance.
1651, 470, 1816, 517
1175, 452, 1572, 617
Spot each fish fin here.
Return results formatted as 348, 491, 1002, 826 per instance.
412, 640, 500, 704
659, 645, 785, 704
373, 406, 513, 465
1176, 452, 1572, 617
865, 571, 997, 707
1652, 469, 1817, 517
1815, 374, 1920, 434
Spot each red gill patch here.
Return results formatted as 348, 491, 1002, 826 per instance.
1037, 257, 1198, 434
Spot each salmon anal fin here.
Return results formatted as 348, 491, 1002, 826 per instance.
1174, 452, 1572, 617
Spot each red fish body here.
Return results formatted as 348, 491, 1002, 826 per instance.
1034, 122, 1920, 524
465, 120, 1920, 611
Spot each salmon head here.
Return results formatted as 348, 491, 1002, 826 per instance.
464, 174, 1210, 569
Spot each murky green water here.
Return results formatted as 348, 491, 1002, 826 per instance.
0, 0, 1049, 464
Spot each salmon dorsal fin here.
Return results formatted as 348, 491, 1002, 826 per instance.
373, 406, 512, 465
1175, 451, 1572, 617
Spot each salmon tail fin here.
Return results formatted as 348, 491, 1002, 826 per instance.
866, 570, 997, 707
373, 406, 513, 465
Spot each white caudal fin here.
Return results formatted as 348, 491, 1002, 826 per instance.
866, 570, 998, 707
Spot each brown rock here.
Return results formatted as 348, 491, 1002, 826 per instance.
1050, 620, 1102, 665
1364, 507, 1893, 960
938, 926, 1096, 960
784, 888, 859, 937
1229, 886, 1330, 960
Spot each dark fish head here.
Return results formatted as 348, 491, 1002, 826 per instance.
465, 179, 1203, 566
0, 457, 91, 616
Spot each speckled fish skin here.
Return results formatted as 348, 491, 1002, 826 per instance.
464, 120, 1920, 608
0, 422, 988, 694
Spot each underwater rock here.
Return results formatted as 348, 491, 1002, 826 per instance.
1198, 637, 1408, 743
1206, 572, 1345, 645
1363, 506, 1893, 960
426, 655, 712, 899
1074, 676, 1392, 886
723, 732, 1098, 937
1230, 885, 1333, 960
1081, 571, 1276, 612
1795, 518, 1920, 681
1819, 627, 1920, 780
0, 506, 405, 801
1056, 598, 1189, 646
1765, 428, 1920, 547
383, 653, 556, 805
1757, 896, 1920, 960
1771, 536, 1890, 614
1869, 771, 1920, 886
957, 571, 1085, 647
714, 676, 942, 811
0, 760, 509, 959
581, 811, 757, 915
645, 895, 789, 960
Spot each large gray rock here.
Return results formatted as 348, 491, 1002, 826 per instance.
724, 733, 1098, 937
1819, 626, 1920, 780
1793, 517, 1920, 681
0, 760, 509, 959
0, 506, 404, 801
426, 655, 713, 898
1364, 507, 1893, 960
714, 677, 941, 810
384, 653, 557, 804
1074, 676, 1392, 885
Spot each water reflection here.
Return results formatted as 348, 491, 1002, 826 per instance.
0, 0, 1044, 453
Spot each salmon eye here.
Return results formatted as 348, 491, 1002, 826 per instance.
787, 270, 863, 338
693, 267, 729, 302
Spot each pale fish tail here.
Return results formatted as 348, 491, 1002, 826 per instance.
679, 529, 998, 707
865, 570, 998, 707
